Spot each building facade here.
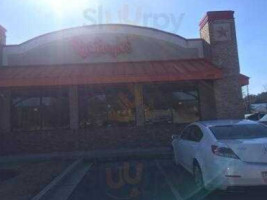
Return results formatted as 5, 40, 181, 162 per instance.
0, 11, 249, 154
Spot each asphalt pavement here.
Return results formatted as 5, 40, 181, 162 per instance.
68, 159, 267, 200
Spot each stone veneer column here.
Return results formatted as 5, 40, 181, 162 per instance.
0, 26, 9, 132
134, 84, 145, 126
200, 11, 244, 119
0, 25, 6, 46
69, 86, 79, 130
0, 90, 11, 132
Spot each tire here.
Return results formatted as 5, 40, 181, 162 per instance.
193, 163, 205, 190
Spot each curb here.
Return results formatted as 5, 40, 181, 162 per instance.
0, 147, 173, 164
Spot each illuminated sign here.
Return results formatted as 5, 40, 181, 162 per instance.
71, 37, 132, 59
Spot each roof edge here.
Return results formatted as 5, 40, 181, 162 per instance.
5, 24, 199, 47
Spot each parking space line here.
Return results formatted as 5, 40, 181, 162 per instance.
38, 161, 93, 200
31, 159, 84, 200
156, 160, 183, 200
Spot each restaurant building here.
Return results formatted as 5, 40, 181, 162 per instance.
0, 11, 249, 154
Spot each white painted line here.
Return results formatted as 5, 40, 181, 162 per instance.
47, 162, 93, 200
31, 158, 84, 200
156, 160, 183, 200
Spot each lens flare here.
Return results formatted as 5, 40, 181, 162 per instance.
40, 0, 95, 17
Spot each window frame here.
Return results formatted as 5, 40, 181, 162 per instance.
11, 87, 70, 132
143, 83, 201, 125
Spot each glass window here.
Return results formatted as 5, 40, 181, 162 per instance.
210, 124, 267, 140
260, 114, 267, 122
181, 126, 193, 140
189, 126, 203, 142
12, 95, 42, 131
247, 113, 265, 121
79, 85, 135, 128
181, 126, 203, 142
41, 89, 69, 130
144, 84, 200, 125
11, 88, 69, 131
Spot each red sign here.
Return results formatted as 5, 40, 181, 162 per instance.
71, 37, 132, 59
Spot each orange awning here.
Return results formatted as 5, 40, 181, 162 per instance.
239, 74, 250, 86
0, 59, 224, 88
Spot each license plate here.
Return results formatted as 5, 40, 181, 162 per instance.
262, 172, 267, 183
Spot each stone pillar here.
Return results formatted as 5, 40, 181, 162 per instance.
0, 90, 11, 132
69, 86, 79, 130
0, 25, 6, 68
0, 25, 6, 46
0, 27, 8, 132
200, 11, 244, 119
198, 81, 217, 120
134, 84, 145, 126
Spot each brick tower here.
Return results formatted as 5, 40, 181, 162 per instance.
0, 25, 6, 45
200, 11, 244, 119
0, 25, 6, 66
0, 25, 10, 132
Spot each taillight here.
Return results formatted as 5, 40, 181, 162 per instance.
211, 145, 239, 159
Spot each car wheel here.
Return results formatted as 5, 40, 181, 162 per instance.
193, 163, 204, 190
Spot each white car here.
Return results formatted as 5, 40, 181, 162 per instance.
172, 120, 267, 190
259, 114, 267, 125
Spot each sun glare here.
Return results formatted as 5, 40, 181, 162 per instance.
43, 0, 93, 17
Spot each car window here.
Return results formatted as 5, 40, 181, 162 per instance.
193, 126, 204, 142
247, 114, 259, 121
187, 125, 203, 142
180, 126, 192, 140
210, 124, 267, 140
259, 114, 266, 120
260, 115, 267, 122
180, 125, 203, 142
247, 113, 265, 121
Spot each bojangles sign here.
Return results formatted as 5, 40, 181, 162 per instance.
70, 37, 132, 59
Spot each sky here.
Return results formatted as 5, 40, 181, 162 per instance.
0, 0, 266, 95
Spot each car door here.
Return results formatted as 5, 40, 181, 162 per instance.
182, 125, 204, 173
173, 126, 193, 169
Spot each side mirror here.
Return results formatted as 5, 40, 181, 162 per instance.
172, 134, 180, 140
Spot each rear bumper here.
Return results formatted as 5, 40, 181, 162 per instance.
205, 159, 267, 190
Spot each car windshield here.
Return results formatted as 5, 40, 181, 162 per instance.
260, 114, 267, 122
210, 124, 267, 140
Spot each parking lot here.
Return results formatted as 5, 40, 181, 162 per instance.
68, 159, 267, 200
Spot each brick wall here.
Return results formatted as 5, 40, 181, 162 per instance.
0, 125, 185, 156
200, 11, 244, 119
0, 90, 10, 132
0, 46, 3, 66
198, 81, 217, 120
